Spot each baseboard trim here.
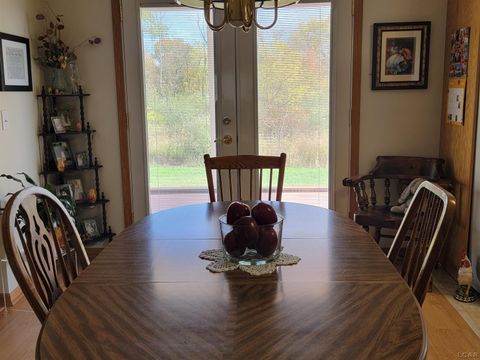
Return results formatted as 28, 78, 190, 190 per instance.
0, 286, 24, 307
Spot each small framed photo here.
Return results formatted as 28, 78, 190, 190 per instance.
51, 141, 74, 171
372, 22, 431, 90
51, 115, 66, 134
55, 184, 74, 200
0, 32, 33, 91
75, 151, 89, 169
59, 109, 72, 130
66, 178, 85, 201
82, 218, 100, 240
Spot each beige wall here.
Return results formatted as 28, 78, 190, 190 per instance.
0, 0, 42, 291
48, 0, 124, 233
359, 0, 448, 173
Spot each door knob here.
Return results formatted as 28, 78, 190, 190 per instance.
215, 134, 233, 145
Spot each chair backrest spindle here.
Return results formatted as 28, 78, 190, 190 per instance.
238, 169, 242, 200
218, 170, 224, 201
228, 168, 233, 200
387, 181, 455, 305
259, 168, 263, 200
203, 153, 286, 202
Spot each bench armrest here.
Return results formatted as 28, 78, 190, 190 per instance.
342, 174, 373, 187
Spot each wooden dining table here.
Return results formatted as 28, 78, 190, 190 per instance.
37, 202, 426, 360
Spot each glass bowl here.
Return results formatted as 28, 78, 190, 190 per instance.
219, 214, 283, 265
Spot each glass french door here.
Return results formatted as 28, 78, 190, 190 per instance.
139, 1, 331, 213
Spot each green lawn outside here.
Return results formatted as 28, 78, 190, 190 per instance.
149, 166, 328, 188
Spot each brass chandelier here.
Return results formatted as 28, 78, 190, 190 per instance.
175, 0, 299, 32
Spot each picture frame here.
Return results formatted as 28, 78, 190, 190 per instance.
0, 32, 32, 91
66, 178, 85, 201
51, 115, 66, 134
82, 218, 100, 240
372, 22, 431, 90
55, 184, 74, 200
74, 151, 89, 169
51, 141, 74, 171
58, 109, 72, 130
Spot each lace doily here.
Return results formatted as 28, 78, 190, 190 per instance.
199, 249, 301, 276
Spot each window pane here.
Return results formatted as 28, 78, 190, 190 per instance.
257, 3, 331, 208
141, 8, 215, 213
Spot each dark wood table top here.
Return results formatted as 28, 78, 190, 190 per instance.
37, 202, 426, 360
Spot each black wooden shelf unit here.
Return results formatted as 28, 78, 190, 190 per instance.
38, 86, 115, 246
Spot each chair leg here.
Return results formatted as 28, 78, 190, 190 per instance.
374, 227, 382, 243
427, 275, 433, 293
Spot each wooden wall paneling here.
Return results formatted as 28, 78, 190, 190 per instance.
111, 0, 134, 227
440, 0, 480, 276
349, 0, 363, 218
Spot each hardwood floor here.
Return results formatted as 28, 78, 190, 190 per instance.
0, 298, 41, 360
423, 287, 480, 359
0, 279, 478, 359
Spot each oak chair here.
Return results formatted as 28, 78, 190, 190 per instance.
387, 181, 456, 305
204, 153, 287, 202
343, 156, 450, 242
1, 186, 90, 323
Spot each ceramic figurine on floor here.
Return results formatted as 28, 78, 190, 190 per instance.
455, 251, 478, 302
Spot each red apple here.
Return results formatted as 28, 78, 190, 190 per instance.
233, 216, 259, 248
227, 201, 251, 225
256, 227, 279, 257
223, 231, 246, 258
251, 203, 278, 225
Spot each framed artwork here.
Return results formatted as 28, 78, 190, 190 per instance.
51, 141, 74, 171
51, 115, 66, 134
58, 109, 72, 130
74, 151, 89, 169
66, 178, 85, 201
55, 184, 74, 200
372, 22, 431, 90
0, 32, 32, 91
82, 218, 100, 240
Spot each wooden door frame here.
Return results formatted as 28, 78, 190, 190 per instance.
111, 0, 362, 223
111, 0, 133, 227
349, 0, 362, 218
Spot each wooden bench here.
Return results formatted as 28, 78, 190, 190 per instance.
343, 156, 450, 242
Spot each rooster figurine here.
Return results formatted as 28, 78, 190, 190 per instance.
454, 251, 478, 302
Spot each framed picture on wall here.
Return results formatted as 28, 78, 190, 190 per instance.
372, 22, 431, 90
0, 32, 32, 91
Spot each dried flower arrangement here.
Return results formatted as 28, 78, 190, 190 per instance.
35, 6, 101, 69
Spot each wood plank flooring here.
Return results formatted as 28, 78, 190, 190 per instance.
0, 298, 41, 360
0, 276, 478, 359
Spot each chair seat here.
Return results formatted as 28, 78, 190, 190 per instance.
354, 206, 405, 228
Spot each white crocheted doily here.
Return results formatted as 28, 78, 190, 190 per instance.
199, 249, 301, 276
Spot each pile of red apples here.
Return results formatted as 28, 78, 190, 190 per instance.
223, 201, 280, 258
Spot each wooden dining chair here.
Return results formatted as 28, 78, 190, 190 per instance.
1, 186, 90, 323
387, 181, 456, 305
204, 153, 287, 202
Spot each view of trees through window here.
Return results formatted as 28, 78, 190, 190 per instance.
141, 9, 214, 190
141, 4, 330, 210
258, 4, 331, 200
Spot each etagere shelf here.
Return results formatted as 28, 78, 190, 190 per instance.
37, 86, 115, 248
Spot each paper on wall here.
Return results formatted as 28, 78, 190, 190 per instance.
447, 78, 466, 124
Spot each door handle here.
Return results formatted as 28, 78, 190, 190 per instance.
214, 134, 233, 145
